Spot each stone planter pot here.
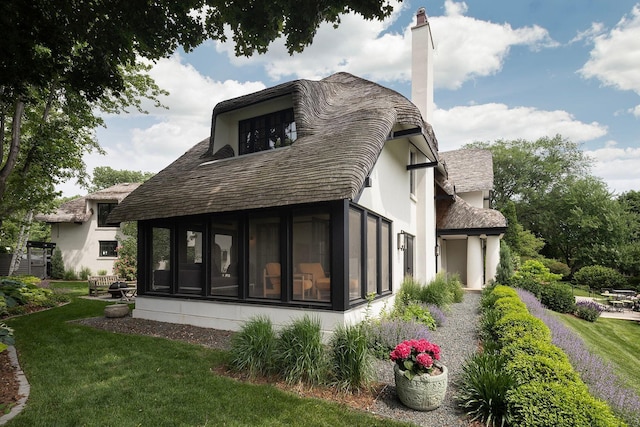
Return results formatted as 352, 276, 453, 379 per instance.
394, 362, 448, 411
104, 304, 130, 318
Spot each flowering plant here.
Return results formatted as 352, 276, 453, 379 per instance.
390, 339, 441, 380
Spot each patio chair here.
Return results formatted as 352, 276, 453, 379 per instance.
297, 263, 331, 299
262, 263, 313, 299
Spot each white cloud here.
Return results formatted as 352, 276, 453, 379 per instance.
585, 142, 640, 193
432, 103, 607, 149
579, 5, 640, 95
213, 0, 556, 90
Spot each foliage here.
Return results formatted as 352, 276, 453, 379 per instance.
495, 242, 514, 285
513, 259, 562, 284
229, 316, 277, 378
420, 272, 463, 308
276, 315, 325, 385
364, 318, 432, 360
541, 259, 571, 280
398, 302, 437, 330
389, 338, 441, 380
0, 322, 15, 352
456, 351, 515, 427
540, 282, 576, 314
89, 166, 154, 192
0, 277, 58, 318
510, 276, 543, 299
328, 323, 373, 393
50, 248, 65, 280
62, 269, 78, 281
574, 265, 627, 291
574, 300, 603, 322
78, 266, 92, 281
113, 222, 137, 281
97, 269, 107, 276
500, 201, 544, 260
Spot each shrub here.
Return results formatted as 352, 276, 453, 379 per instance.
328, 324, 373, 392
78, 266, 92, 281
456, 351, 515, 427
492, 296, 528, 317
62, 269, 78, 280
395, 275, 422, 308
50, 249, 65, 279
493, 312, 551, 346
574, 300, 604, 322
364, 318, 432, 360
510, 275, 543, 299
495, 242, 515, 286
541, 259, 571, 279
0, 278, 57, 318
500, 337, 569, 365
505, 353, 579, 385
276, 315, 325, 385
0, 322, 15, 353
420, 272, 455, 308
97, 269, 108, 276
513, 259, 562, 283
425, 304, 446, 327
398, 302, 436, 330
506, 381, 623, 427
229, 316, 277, 378
574, 265, 627, 291
540, 282, 575, 313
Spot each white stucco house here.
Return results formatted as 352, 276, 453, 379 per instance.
35, 183, 141, 276
107, 8, 506, 334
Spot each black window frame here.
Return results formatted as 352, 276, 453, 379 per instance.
98, 202, 119, 227
238, 108, 297, 155
99, 240, 118, 258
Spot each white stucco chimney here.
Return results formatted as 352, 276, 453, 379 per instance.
411, 7, 435, 123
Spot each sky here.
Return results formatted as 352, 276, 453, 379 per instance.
57, 0, 640, 197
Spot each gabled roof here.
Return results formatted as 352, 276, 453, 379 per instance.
437, 195, 507, 234
35, 183, 141, 223
439, 149, 494, 193
109, 73, 439, 222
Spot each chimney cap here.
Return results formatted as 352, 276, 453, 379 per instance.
416, 7, 428, 25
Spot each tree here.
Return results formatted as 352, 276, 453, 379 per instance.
89, 167, 155, 193
1, 0, 396, 226
500, 201, 544, 260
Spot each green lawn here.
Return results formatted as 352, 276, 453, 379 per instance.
5, 297, 410, 427
48, 280, 89, 298
556, 313, 640, 396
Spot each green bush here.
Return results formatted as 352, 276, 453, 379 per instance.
505, 353, 579, 385
574, 301, 603, 322
492, 296, 528, 317
495, 242, 515, 285
500, 337, 569, 365
493, 312, 551, 346
513, 259, 562, 284
540, 282, 575, 313
63, 269, 78, 281
50, 249, 65, 280
78, 266, 92, 281
507, 381, 623, 427
456, 351, 515, 427
574, 265, 627, 291
229, 316, 277, 378
541, 259, 571, 279
510, 276, 543, 299
420, 272, 455, 308
395, 275, 423, 308
0, 278, 57, 318
398, 302, 437, 330
328, 323, 373, 393
276, 315, 325, 385
481, 285, 518, 309
0, 322, 15, 353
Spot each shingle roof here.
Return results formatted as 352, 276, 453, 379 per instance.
437, 195, 507, 233
35, 183, 140, 223
439, 149, 494, 193
109, 72, 439, 222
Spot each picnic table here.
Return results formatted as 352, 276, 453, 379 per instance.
111, 286, 137, 301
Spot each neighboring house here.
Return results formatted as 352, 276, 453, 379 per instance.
35, 183, 141, 275
108, 8, 505, 334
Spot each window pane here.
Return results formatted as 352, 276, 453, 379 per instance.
239, 108, 297, 155
293, 213, 331, 302
250, 217, 280, 299
367, 215, 378, 295
178, 227, 203, 294
151, 227, 171, 292
211, 219, 238, 297
381, 221, 391, 292
348, 208, 362, 301
99, 241, 117, 257
98, 203, 119, 227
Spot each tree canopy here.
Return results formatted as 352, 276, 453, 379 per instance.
90, 167, 155, 193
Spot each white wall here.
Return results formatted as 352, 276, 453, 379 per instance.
458, 191, 484, 208
50, 200, 123, 275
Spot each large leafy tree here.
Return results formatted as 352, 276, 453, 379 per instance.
89, 167, 155, 193
1, 0, 397, 226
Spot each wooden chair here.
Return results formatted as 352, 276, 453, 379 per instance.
263, 263, 313, 300
297, 263, 331, 299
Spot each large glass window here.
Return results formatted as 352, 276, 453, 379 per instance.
348, 208, 362, 300
293, 213, 331, 302
367, 215, 378, 295
211, 219, 238, 297
178, 225, 204, 294
151, 227, 171, 292
98, 203, 119, 227
381, 221, 391, 292
250, 217, 280, 299
239, 108, 297, 155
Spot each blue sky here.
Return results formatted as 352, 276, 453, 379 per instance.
59, 0, 640, 196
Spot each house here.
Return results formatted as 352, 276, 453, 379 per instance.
35, 183, 141, 276
108, 8, 505, 334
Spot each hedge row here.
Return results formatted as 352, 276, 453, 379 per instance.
485, 285, 625, 427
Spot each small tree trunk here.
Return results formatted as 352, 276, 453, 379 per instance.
8, 210, 34, 275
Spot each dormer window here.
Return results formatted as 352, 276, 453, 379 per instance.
239, 108, 296, 155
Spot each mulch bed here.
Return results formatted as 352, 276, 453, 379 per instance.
0, 350, 21, 415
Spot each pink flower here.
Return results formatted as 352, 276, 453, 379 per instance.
390, 343, 412, 360
414, 339, 429, 353
416, 353, 433, 369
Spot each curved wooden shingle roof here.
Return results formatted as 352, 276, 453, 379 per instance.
109, 73, 438, 222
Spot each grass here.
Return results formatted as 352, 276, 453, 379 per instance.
48, 280, 90, 298
5, 296, 410, 426
556, 313, 640, 396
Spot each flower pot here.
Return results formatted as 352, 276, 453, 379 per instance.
394, 362, 448, 411
104, 304, 130, 318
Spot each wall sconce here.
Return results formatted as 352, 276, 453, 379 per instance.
435, 245, 441, 256
397, 231, 406, 251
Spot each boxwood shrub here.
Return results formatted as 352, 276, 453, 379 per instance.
540, 282, 576, 313
574, 265, 627, 291
493, 311, 551, 346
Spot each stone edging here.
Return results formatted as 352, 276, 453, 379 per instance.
0, 346, 30, 425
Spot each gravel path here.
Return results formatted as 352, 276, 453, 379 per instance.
76, 292, 481, 426
370, 291, 480, 426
